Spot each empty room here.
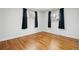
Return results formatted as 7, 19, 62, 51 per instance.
0, 8, 79, 50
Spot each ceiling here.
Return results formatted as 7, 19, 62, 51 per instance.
27, 8, 60, 12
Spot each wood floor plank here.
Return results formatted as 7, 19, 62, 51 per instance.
0, 32, 79, 50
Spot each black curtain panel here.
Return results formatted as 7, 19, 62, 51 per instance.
22, 8, 27, 29
35, 11, 38, 28
48, 11, 51, 28
58, 8, 65, 29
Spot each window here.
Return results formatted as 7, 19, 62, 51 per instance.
51, 10, 59, 21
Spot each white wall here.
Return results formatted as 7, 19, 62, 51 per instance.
0, 9, 7, 40
43, 8, 79, 39
0, 8, 42, 41
0, 8, 79, 41
39, 12, 46, 31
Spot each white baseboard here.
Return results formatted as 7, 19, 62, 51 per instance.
0, 31, 79, 42
0, 31, 40, 42
45, 31, 79, 40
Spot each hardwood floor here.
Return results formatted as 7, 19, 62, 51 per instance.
0, 32, 79, 50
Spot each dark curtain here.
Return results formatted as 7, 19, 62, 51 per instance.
48, 11, 51, 28
22, 8, 27, 29
35, 11, 38, 28
58, 8, 65, 29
